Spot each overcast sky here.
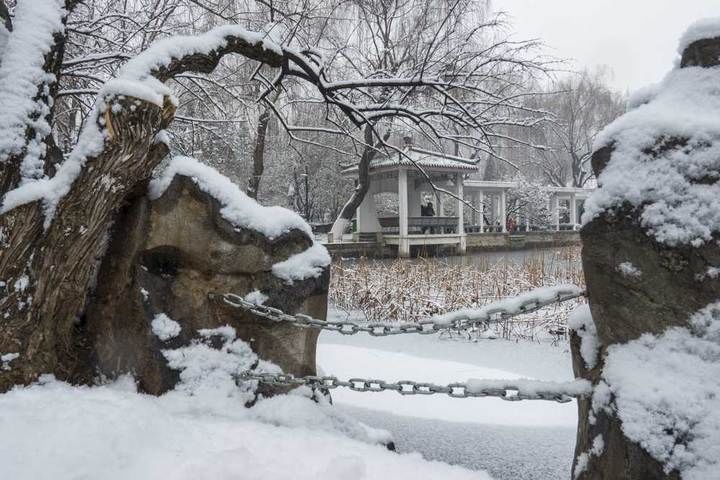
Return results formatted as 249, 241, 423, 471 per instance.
496, 0, 720, 93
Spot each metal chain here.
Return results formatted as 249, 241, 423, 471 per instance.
220, 288, 585, 336
238, 371, 582, 403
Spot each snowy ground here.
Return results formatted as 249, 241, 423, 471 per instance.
0, 313, 577, 480
0, 376, 493, 480
317, 321, 578, 480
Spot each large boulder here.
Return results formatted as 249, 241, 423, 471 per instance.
84, 157, 330, 396
572, 24, 720, 479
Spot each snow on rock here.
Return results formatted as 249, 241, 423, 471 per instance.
1, 352, 19, 371
582, 55, 720, 246
244, 289, 269, 305
0, 377, 492, 480
695, 266, 720, 281
271, 242, 331, 284
433, 284, 584, 327
567, 304, 600, 369
151, 313, 181, 341
627, 82, 660, 109
0, 0, 65, 181
617, 261, 642, 279
198, 325, 238, 341
678, 17, 720, 54
602, 302, 720, 478
161, 325, 268, 402
149, 156, 312, 239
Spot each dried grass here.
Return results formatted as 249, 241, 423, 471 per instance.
329, 247, 585, 342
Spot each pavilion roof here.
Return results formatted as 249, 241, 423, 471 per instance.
341, 147, 477, 175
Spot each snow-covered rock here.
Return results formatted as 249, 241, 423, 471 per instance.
583, 63, 720, 246
602, 302, 720, 478
85, 158, 330, 395
567, 304, 599, 370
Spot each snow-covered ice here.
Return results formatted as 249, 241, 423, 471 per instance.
317, 336, 578, 428
317, 325, 579, 480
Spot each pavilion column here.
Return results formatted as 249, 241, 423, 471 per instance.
398, 168, 410, 257
500, 189, 507, 233
478, 189, 485, 233
570, 192, 578, 230
551, 194, 560, 231
456, 173, 464, 235
456, 173, 466, 254
435, 190, 444, 234
408, 179, 421, 217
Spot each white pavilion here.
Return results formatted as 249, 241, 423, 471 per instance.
340, 146, 593, 257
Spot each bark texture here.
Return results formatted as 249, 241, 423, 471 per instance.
0, 96, 176, 391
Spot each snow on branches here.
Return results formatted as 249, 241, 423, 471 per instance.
0, 0, 66, 181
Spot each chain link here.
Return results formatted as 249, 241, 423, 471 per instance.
219, 288, 585, 337
238, 371, 582, 403
224, 288, 588, 403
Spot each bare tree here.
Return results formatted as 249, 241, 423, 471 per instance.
0, 0, 543, 390
525, 69, 625, 187
321, 0, 554, 238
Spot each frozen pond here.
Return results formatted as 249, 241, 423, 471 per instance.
318, 330, 577, 480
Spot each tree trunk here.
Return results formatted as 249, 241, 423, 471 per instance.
0, 95, 176, 391
329, 125, 377, 239
247, 92, 279, 200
